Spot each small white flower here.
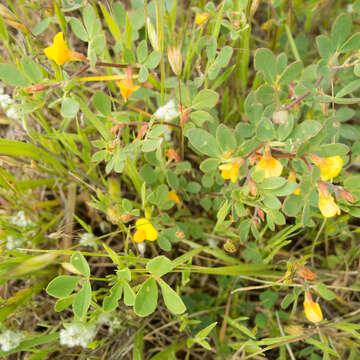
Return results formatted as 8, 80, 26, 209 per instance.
79, 233, 98, 249
0, 88, 4, 94
0, 330, 23, 352
347, 4, 353, 13
10, 211, 33, 228
6, 106, 20, 119
154, 100, 179, 122
0, 94, 13, 108
60, 323, 96, 348
163, 126, 172, 141
6, 235, 23, 250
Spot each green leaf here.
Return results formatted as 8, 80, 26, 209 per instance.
55, 295, 74, 312
254, 48, 276, 83
138, 66, 149, 82
305, 338, 339, 357
146, 256, 173, 277
159, 279, 186, 315
123, 281, 135, 306
133, 329, 144, 360
187, 129, 221, 157
137, 40, 148, 63
73, 280, 92, 318
216, 46, 233, 67
256, 84, 275, 105
93, 92, 111, 116
215, 200, 230, 232
260, 177, 287, 190
278, 61, 303, 86
256, 118, 275, 141
21, 57, 43, 83
226, 317, 256, 339
0, 63, 30, 87
192, 89, 219, 110
331, 14, 352, 50
340, 32, 360, 53
46, 276, 81, 298
71, 252, 90, 277
336, 79, 360, 97
216, 124, 237, 152
315, 283, 336, 300
70, 17, 88, 41
316, 35, 332, 59
200, 158, 220, 173
61, 98, 79, 118
99, 2, 121, 42
195, 322, 217, 340
103, 282, 123, 312
315, 143, 349, 157
145, 51, 162, 69
134, 278, 158, 317
344, 175, 360, 189
281, 294, 294, 309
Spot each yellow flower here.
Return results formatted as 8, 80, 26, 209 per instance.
44, 32, 85, 66
133, 218, 158, 243
195, 13, 209, 25
288, 173, 300, 195
310, 155, 343, 181
167, 190, 180, 205
255, 156, 283, 179
318, 193, 341, 218
219, 162, 239, 183
116, 79, 140, 101
304, 292, 323, 323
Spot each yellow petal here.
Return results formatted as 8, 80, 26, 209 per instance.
304, 298, 323, 323
255, 157, 283, 178
44, 32, 72, 66
220, 163, 239, 182
318, 194, 341, 218
116, 79, 140, 101
133, 229, 146, 243
135, 218, 158, 241
195, 13, 208, 25
167, 190, 180, 204
319, 156, 343, 181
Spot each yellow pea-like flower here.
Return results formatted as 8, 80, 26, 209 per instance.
116, 79, 140, 101
310, 155, 343, 181
195, 13, 209, 25
44, 32, 85, 66
304, 292, 323, 323
219, 162, 239, 183
318, 193, 341, 218
133, 218, 158, 243
167, 190, 180, 205
255, 156, 283, 179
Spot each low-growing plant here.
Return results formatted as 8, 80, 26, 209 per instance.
0, 0, 360, 359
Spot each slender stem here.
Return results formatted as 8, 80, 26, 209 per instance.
311, 217, 327, 267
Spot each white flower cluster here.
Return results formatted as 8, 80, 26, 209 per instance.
10, 211, 34, 228
6, 235, 23, 250
96, 312, 122, 335
0, 88, 20, 120
0, 330, 23, 352
59, 323, 96, 348
154, 99, 179, 122
79, 233, 98, 249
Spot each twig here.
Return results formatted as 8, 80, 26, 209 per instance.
275, 311, 296, 360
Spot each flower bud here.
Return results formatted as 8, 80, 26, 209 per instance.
273, 110, 288, 125
167, 45, 183, 76
339, 188, 355, 203
147, 18, 159, 51
223, 240, 236, 253
304, 291, 323, 323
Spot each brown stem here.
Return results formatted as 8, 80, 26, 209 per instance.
282, 75, 324, 111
